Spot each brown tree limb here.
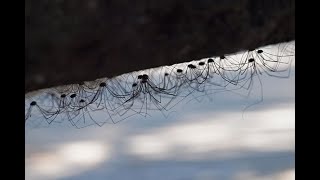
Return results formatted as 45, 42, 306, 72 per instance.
25, 0, 295, 93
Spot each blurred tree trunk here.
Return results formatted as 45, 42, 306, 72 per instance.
25, 0, 295, 93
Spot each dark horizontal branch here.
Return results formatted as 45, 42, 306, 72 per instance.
25, 0, 295, 93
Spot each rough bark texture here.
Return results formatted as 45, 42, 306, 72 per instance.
25, 0, 295, 93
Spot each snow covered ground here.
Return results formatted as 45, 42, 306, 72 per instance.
25, 48, 295, 180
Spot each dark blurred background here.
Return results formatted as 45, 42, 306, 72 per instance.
25, 0, 295, 93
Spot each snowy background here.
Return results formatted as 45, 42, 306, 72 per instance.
25, 49, 295, 180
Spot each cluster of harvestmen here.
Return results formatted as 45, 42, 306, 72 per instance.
25, 41, 295, 128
